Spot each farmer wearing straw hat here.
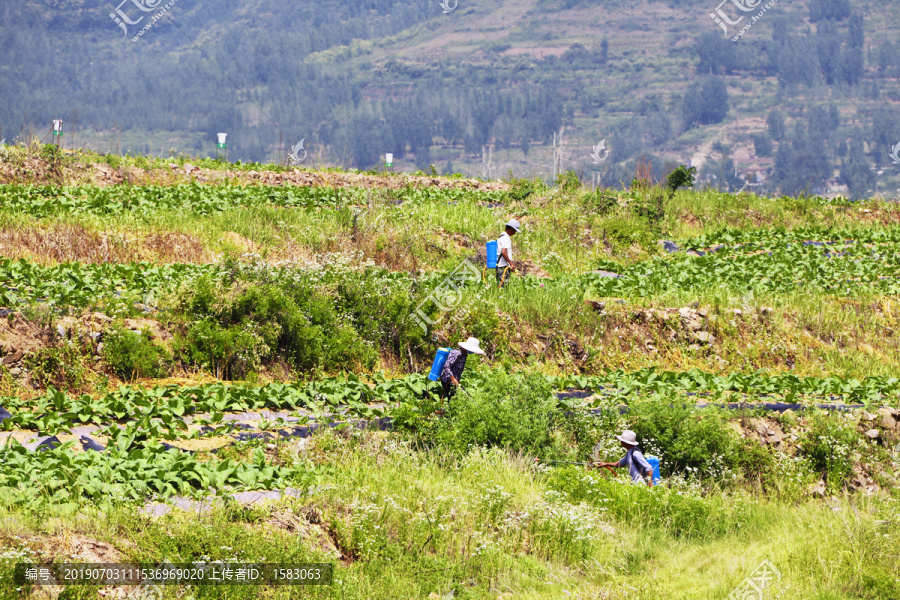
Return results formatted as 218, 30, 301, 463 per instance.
439, 337, 485, 401
496, 219, 520, 288
593, 430, 654, 487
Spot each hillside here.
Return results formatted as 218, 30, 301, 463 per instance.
0, 144, 899, 597
3, 0, 900, 197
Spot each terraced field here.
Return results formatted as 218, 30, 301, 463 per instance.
0, 148, 899, 599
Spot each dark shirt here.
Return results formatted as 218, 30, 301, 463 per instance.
439, 349, 467, 385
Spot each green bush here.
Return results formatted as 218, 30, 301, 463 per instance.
395, 370, 560, 456
628, 401, 742, 480
173, 319, 269, 380
505, 176, 543, 202
24, 344, 89, 390
556, 169, 581, 193
799, 411, 859, 491
600, 216, 656, 252
176, 270, 384, 378
581, 190, 618, 215
102, 326, 170, 381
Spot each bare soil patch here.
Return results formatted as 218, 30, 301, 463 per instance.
0, 154, 508, 192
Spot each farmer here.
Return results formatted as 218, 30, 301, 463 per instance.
496, 219, 520, 287
439, 337, 485, 402
593, 430, 654, 487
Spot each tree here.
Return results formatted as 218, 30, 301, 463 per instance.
839, 157, 875, 199
809, 0, 851, 22
767, 111, 786, 140
696, 32, 741, 75
752, 133, 773, 157
681, 78, 729, 128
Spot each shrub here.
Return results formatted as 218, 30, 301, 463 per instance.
581, 190, 618, 215
799, 411, 859, 491
102, 326, 170, 381
395, 370, 560, 456
24, 344, 88, 391
174, 318, 271, 380
175, 272, 382, 378
628, 401, 742, 480
556, 169, 581, 193
600, 216, 656, 252
505, 176, 543, 202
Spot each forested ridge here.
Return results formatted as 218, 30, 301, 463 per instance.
1, 0, 899, 197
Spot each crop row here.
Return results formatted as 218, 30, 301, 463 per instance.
0, 183, 508, 218
553, 367, 900, 403
584, 242, 900, 296
4, 368, 896, 440
0, 258, 212, 308
0, 374, 434, 436
0, 438, 317, 507
681, 225, 900, 250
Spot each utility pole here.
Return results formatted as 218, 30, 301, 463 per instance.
481, 145, 487, 179
52, 120, 63, 149
482, 144, 493, 179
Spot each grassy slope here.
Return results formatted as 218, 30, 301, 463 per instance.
1, 432, 898, 599
1, 154, 900, 598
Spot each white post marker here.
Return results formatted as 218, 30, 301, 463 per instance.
52, 120, 63, 136
216, 132, 227, 161
385, 153, 393, 168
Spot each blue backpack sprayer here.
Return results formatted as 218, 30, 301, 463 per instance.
484, 240, 510, 287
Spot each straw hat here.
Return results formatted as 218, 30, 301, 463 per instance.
616, 430, 638, 446
458, 337, 485, 355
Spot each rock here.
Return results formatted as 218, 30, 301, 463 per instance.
865, 429, 880, 440
123, 318, 170, 341
809, 480, 826, 498
9, 367, 21, 376
860, 410, 877, 422
687, 319, 704, 332
692, 332, 714, 344
698, 308, 709, 317
678, 307, 693, 319
584, 300, 606, 313
881, 413, 897, 430
760, 306, 774, 316
732, 309, 743, 318
2, 351, 23, 365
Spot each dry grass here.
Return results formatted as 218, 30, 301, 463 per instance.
0, 222, 212, 265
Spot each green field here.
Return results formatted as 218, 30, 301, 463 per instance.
0, 148, 899, 599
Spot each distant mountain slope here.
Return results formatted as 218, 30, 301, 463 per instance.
1, 0, 899, 197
